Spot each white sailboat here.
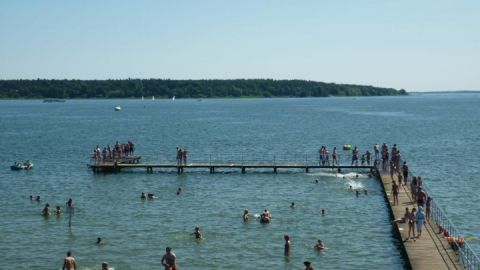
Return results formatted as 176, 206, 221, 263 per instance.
141, 96, 144, 101
172, 96, 175, 101
152, 96, 155, 101
114, 106, 121, 111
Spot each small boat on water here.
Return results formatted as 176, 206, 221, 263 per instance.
114, 106, 121, 111
43, 99, 66, 103
11, 161, 34, 170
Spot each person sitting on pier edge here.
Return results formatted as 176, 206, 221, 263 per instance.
243, 209, 249, 222
393, 207, 410, 224
141, 192, 147, 199
192, 226, 203, 239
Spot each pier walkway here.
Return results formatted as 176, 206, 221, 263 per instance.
88, 161, 374, 174
379, 171, 463, 270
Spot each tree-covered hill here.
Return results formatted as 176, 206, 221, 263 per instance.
0, 79, 407, 99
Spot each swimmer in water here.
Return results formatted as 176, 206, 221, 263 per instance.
192, 226, 203, 239
364, 189, 368, 195
101, 262, 109, 270
141, 192, 147, 199
55, 206, 62, 216
290, 202, 295, 208
96, 237, 103, 244
147, 193, 156, 199
176, 187, 182, 195
314, 239, 325, 250
304, 261, 313, 270
284, 235, 291, 256
321, 209, 326, 216
315, 179, 319, 184
356, 190, 360, 197
349, 185, 353, 190
243, 209, 249, 222
42, 203, 51, 216
36, 195, 41, 201
355, 174, 359, 178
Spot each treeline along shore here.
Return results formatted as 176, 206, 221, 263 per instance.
0, 79, 407, 99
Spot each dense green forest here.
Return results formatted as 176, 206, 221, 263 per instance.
0, 79, 407, 99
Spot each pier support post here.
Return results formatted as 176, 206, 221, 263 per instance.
305, 167, 309, 173
273, 167, 277, 174
241, 167, 246, 174
210, 167, 215, 174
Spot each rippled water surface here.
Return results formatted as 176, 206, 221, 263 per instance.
1, 94, 479, 269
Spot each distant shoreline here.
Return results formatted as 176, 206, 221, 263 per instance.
0, 79, 406, 99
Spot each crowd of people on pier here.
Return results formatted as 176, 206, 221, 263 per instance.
92, 140, 135, 162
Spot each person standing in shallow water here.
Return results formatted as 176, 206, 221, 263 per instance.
161, 247, 177, 270
284, 235, 291, 256
192, 226, 202, 239
62, 251, 77, 270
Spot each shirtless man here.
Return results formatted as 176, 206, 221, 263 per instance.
161, 247, 177, 270
243, 209, 249, 222
62, 251, 77, 270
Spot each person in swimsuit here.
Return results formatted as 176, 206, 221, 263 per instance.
314, 239, 325, 250
192, 226, 202, 239
394, 207, 410, 224
416, 187, 426, 208
161, 247, 177, 270
42, 203, 51, 217
290, 202, 295, 208
402, 161, 409, 184
425, 197, 432, 220
62, 251, 77, 270
332, 147, 338, 165
66, 198, 73, 208
304, 261, 314, 270
243, 209, 249, 222
101, 262, 109, 270
321, 209, 326, 216
407, 208, 416, 240
416, 206, 426, 239
55, 206, 62, 216
176, 187, 182, 195
141, 192, 147, 199
392, 181, 399, 205
284, 235, 291, 256
147, 193, 156, 199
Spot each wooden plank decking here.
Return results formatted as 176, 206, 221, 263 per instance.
88, 162, 374, 174
379, 171, 463, 270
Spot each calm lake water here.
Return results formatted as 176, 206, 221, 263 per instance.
0, 94, 479, 269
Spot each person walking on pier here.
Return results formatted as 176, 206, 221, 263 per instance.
416, 206, 426, 239
402, 161, 409, 184
366, 150, 371, 165
407, 207, 416, 240
392, 181, 399, 205
425, 197, 432, 220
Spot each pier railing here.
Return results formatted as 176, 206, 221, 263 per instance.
421, 184, 480, 270
130, 152, 374, 167
399, 161, 480, 270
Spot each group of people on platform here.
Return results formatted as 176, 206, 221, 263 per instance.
176, 147, 188, 165
92, 140, 135, 162
319, 145, 376, 166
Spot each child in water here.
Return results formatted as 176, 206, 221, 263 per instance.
192, 226, 203, 239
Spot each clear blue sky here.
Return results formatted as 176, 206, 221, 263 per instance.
1, 0, 479, 91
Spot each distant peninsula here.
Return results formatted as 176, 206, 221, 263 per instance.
0, 79, 407, 99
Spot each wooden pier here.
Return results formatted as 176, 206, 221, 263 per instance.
379, 171, 463, 270
88, 161, 374, 174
